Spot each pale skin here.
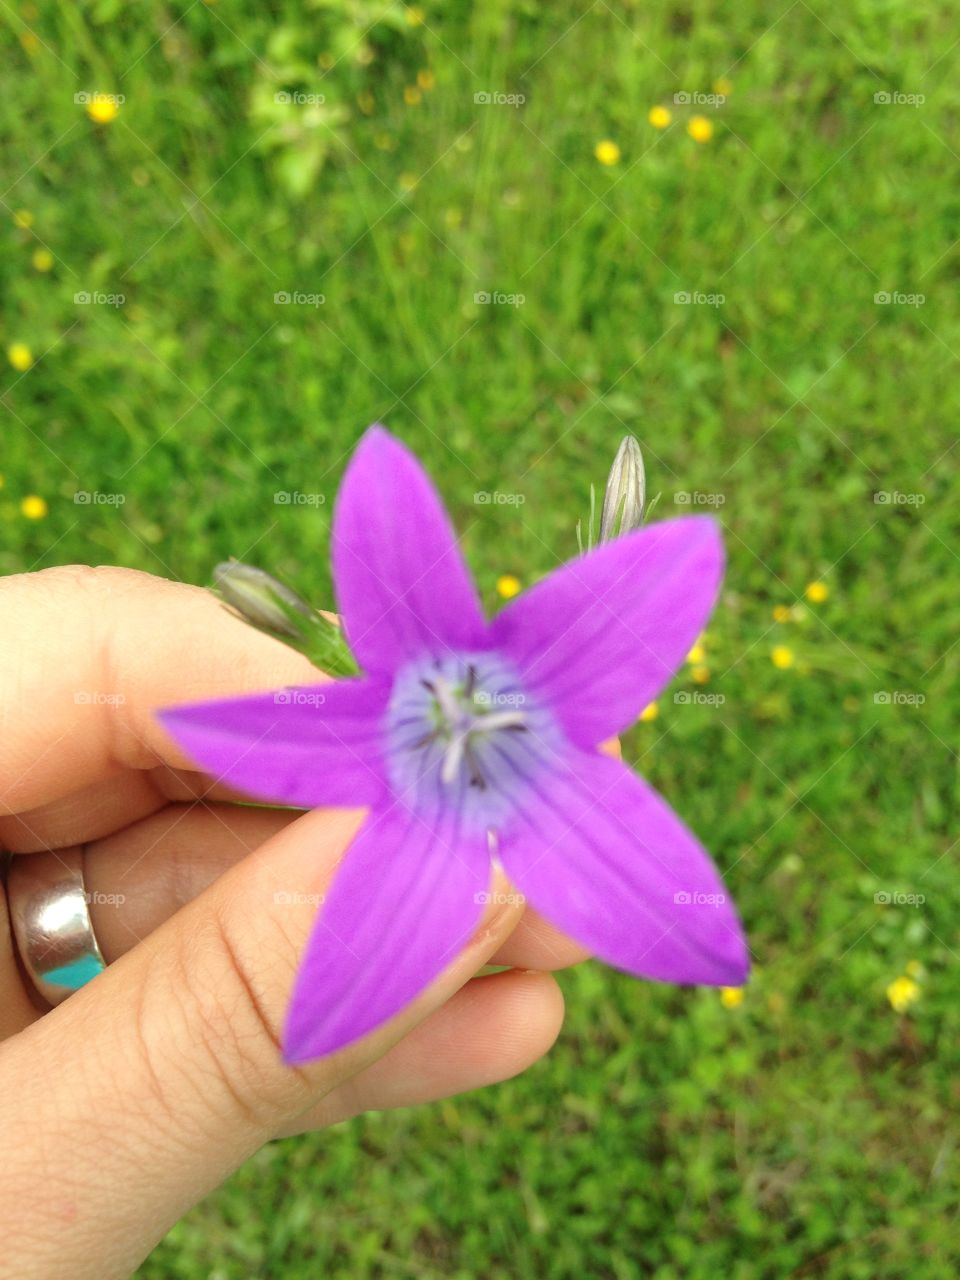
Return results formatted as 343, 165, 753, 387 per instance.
0, 566, 604, 1280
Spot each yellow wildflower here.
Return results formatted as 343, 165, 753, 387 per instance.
772, 604, 792, 623
639, 701, 659, 722
687, 642, 706, 663
87, 94, 120, 124
7, 343, 33, 372
20, 494, 48, 520
594, 139, 621, 166
417, 69, 435, 91
771, 645, 794, 670
691, 665, 710, 684
687, 115, 714, 143
403, 85, 422, 107
13, 209, 33, 229
805, 581, 829, 603
32, 247, 54, 272
886, 975, 920, 1014
720, 986, 744, 1008
648, 105, 672, 129
496, 574, 521, 599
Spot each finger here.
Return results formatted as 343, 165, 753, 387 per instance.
0, 807, 529, 1280
0, 805, 294, 1039
0, 565, 324, 815
0, 872, 42, 1037
85, 804, 293, 964
1, 802, 587, 1040
489, 905, 591, 969
0, 768, 283, 854
278, 968, 564, 1134
0, 773, 167, 853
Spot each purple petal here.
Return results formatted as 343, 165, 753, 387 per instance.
332, 426, 489, 674
489, 516, 723, 747
497, 749, 748, 986
283, 799, 489, 1061
158, 678, 390, 808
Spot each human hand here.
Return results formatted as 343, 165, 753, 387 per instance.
0, 566, 586, 1280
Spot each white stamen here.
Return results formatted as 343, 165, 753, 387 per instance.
440, 732, 467, 784
471, 710, 527, 734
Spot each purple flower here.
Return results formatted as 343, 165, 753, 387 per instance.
159, 427, 748, 1063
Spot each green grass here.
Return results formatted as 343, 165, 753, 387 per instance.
3, 1, 959, 1276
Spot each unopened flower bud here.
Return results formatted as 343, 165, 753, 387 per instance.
599, 435, 646, 541
213, 559, 313, 637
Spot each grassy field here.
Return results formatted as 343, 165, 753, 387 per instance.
3, 1, 959, 1276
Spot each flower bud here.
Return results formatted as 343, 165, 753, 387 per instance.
212, 559, 360, 676
599, 435, 646, 541
213, 559, 313, 637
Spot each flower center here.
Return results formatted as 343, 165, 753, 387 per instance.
418, 664, 529, 789
387, 652, 556, 831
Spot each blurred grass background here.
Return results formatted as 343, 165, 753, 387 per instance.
2, 1, 959, 1276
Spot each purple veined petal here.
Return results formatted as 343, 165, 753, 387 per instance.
157, 677, 390, 809
498, 749, 749, 987
332, 426, 490, 675
283, 797, 489, 1062
489, 516, 723, 747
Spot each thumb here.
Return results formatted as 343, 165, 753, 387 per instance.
0, 807, 524, 1280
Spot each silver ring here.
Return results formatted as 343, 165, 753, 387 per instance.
6, 848, 107, 1006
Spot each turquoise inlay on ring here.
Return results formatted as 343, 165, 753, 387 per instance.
44, 954, 106, 991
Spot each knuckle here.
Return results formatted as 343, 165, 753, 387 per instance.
169, 907, 318, 1129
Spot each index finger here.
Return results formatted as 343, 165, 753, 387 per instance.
0, 565, 324, 815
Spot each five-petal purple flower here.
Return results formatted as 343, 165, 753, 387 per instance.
159, 427, 748, 1062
